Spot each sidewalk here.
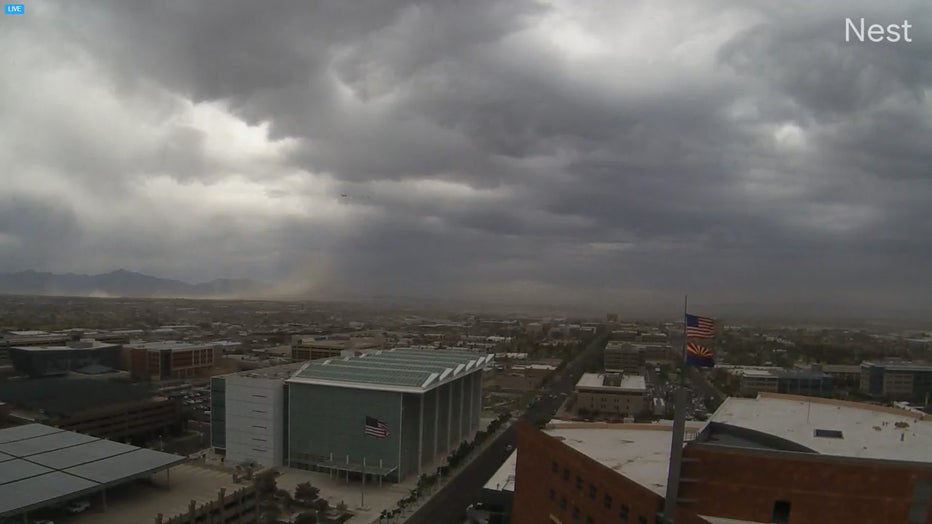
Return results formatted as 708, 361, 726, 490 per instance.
380, 416, 514, 524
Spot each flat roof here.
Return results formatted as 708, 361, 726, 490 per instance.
576, 373, 647, 392
483, 449, 517, 493
127, 341, 216, 352
10, 341, 120, 352
863, 360, 932, 372
220, 361, 309, 380
707, 393, 932, 463
287, 348, 492, 393
0, 424, 185, 517
544, 424, 674, 496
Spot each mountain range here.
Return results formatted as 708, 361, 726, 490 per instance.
0, 270, 263, 299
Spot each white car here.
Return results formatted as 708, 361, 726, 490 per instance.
66, 500, 90, 514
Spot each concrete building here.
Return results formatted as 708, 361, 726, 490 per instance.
512, 393, 932, 524
126, 341, 219, 380
210, 362, 306, 467
575, 373, 647, 417
861, 360, 932, 402
287, 348, 492, 482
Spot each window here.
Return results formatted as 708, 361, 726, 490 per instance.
572, 506, 581, 520
585, 517, 595, 524
604, 494, 613, 509
589, 484, 597, 499
637, 517, 648, 524
576, 475, 583, 489
772, 500, 791, 524
563, 468, 570, 481
549, 488, 556, 501
619, 504, 630, 522
552, 460, 559, 473
560, 497, 567, 511
813, 429, 844, 439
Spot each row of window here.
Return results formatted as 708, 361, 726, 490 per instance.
550, 460, 655, 524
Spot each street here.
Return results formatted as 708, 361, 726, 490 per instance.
404, 334, 607, 524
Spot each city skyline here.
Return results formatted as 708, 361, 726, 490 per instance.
1, 1, 930, 312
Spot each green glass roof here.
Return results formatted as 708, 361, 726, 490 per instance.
287, 348, 491, 392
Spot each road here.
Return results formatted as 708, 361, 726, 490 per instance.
404, 334, 607, 524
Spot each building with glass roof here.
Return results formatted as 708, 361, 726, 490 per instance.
286, 348, 491, 481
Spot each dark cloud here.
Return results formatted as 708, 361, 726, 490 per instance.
1, 0, 930, 313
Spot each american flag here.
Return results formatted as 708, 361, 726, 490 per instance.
365, 416, 390, 438
685, 313, 716, 338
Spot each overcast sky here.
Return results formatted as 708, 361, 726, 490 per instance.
1, 1, 930, 312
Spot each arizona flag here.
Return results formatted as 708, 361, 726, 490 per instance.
685, 342, 715, 368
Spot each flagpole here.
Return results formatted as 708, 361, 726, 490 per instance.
663, 295, 689, 524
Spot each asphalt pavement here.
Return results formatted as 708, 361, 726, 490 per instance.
403, 334, 608, 524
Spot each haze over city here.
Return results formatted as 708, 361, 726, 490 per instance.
2, 0, 931, 314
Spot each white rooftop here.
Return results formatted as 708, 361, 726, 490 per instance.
576, 373, 647, 392
708, 394, 932, 463
544, 425, 673, 495
483, 449, 517, 493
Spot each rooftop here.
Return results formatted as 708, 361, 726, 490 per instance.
222, 361, 309, 380
483, 449, 517, 493
576, 373, 647, 392
862, 360, 932, 372
9, 340, 120, 352
127, 341, 216, 352
544, 424, 674, 496
0, 424, 185, 517
287, 348, 492, 393
705, 393, 932, 463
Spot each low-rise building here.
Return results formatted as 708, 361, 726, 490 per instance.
575, 373, 647, 417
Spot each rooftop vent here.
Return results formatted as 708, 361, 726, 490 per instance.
813, 429, 844, 439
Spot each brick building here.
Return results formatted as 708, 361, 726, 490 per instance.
513, 393, 932, 524
126, 341, 218, 380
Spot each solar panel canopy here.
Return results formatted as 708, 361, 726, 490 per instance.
287, 348, 492, 392
0, 424, 185, 517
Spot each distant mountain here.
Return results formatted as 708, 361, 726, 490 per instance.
0, 270, 264, 299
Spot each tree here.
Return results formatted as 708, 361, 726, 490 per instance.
294, 481, 320, 503
312, 497, 330, 513
254, 470, 278, 495
336, 501, 349, 513
293, 511, 318, 524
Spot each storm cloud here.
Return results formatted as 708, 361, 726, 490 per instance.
1, 0, 930, 313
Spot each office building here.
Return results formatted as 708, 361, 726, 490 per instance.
210, 362, 306, 467
512, 393, 932, 524
8, 338, 123, 378
604, 342, 642, 373
126, 341, 219, 380
287, 348, 491, 482
861, 360, 932, 402
575, 373, 647, 417
720, 366, 833, 397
